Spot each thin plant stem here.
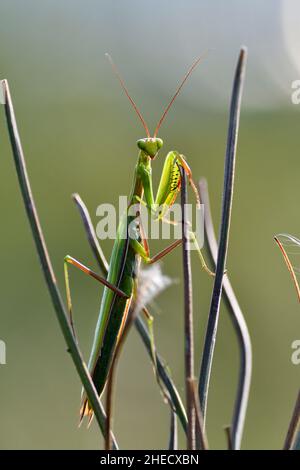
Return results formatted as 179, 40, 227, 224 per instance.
72, 193, 188, 434
273, 238, 300, 449
168, 410, 178, 450
188, 378, 209, 450
198, 47, 247, 426
293, 432, 300, 450
224, 426, 233, 450
180, 166, 196, 450
1, 79, 118, 449
283, 389, 300, 450
104, 332, 122, 451
72, 194, 109, 274
199, 178, 252, 450
274, 236, 300, 303
134, 316, 188, 433
105, 368, 114, 451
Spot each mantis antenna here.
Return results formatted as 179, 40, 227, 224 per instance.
153, 55, 206, 138
105, 53, 150, 138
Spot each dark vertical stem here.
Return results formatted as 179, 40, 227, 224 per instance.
293, 432, 300, 450
189, 378, 209, 450
198, 48, 247, 424
2, 79, 118, 449
224, 426, 233, 450
283, 390, 300, 450
199, 178, 252, 450
180, 166, 196, 450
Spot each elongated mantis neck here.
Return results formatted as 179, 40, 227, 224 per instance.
129, 150, 151, 206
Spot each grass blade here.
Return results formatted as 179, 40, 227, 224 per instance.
284, 390, 300, 450
199, 178, 252, 450
198, 47, 247, 426
134, 316, 188, 433
1, 79, 118, 449
72, 194, 109, 274
189, 378, 209, 450
168, 410, 178, 450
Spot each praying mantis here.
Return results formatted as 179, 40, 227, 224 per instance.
63, 55, 214, 423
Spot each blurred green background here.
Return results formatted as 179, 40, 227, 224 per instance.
0, 0, 299, 450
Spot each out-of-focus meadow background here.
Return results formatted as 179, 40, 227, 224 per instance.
0, 0, 299, 450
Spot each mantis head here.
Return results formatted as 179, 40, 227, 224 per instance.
137, 137, 163, 159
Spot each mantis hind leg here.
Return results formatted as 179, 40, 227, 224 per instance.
142, 307, 157, 379
142, 306, 173, 404
63, 255, 129, 339
188, 230, 215, 277
63, 255, 132, 425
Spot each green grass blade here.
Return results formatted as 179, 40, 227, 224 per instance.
1, 79, 118, 449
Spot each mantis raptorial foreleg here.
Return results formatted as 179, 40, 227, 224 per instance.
137, 150, 215, 276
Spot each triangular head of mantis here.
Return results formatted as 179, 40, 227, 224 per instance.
137, 137, 163, 159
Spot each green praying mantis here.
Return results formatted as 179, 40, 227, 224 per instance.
63, 55, 214, 423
